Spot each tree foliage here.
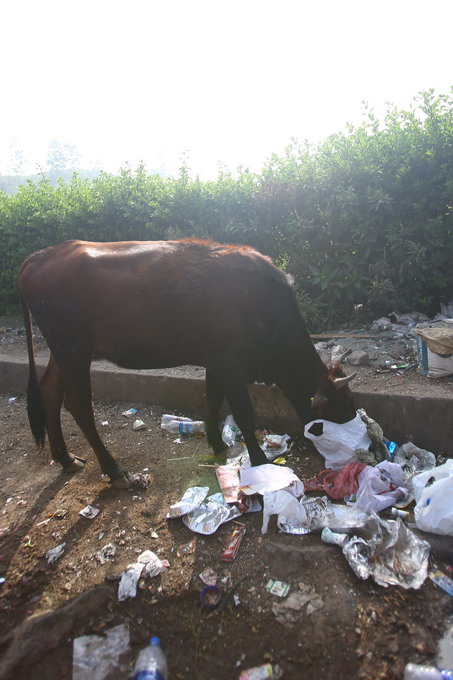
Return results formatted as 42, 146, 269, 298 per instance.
1, 89, 452, 329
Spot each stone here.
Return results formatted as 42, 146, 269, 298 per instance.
0, 586, 113, 680
386, 343, 408, 360
348, 351, 370, 366
331, 344, 347, 362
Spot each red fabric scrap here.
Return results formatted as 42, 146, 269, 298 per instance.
304, 462, 367, 500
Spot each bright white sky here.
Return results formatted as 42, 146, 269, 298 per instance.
1, 0, 452, 179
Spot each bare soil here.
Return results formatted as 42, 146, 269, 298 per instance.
0, 318, 452, 680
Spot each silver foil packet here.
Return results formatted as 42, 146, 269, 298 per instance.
166, 486, 209, 518
183, 493, 243, 534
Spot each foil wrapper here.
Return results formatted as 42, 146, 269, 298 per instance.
183, 493, 242, 534
342, 512, 430, 589
167, 486, 209, 518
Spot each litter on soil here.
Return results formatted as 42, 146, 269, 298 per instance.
1, 394, 452, 680
1, 312, 453, 680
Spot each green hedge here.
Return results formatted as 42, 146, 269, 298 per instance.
1, 89, 452, 329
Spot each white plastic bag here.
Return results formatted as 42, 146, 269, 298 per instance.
412, 458, 453, 502
304, 413, 371, 470
240, 463, 304, 497
262, 489, 308, 534
414, 460, 453, 536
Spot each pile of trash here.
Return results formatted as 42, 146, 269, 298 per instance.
314, 308, 453, 378
156, 411, 453, 593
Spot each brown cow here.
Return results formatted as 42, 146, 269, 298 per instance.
18, 239, 356, 488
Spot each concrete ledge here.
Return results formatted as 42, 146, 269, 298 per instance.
1, 353, 452, 454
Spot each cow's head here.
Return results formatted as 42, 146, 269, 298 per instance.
309, 351, 357, 423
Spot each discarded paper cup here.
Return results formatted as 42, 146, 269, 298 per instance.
200, 585, 222, 609
321, 527, 348, 547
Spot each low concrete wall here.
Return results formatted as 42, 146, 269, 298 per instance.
1, 353, 451, 454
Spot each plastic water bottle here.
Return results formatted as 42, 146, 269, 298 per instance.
161, 419, 206, 434
132, 636, 168, 680
404, 663, 453, 679
222, 414, 239, 447
161, 413, 192, 425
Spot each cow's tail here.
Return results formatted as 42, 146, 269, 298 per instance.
20, 292, 47, 447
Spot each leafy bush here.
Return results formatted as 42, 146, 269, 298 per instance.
1, 89, 452, 330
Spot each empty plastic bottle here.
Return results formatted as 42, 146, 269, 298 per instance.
404, 663, 453, 679
161, 419, 206, 434
222, 414, 239, 447
161, 413, 192, 426
132, 636, 168, 680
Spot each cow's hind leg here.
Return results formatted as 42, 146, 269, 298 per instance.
205, 370, 227, 454
62, 365, 132, 488
39, 354, 87, 472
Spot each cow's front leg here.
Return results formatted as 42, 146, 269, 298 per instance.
222, 379, 268, 466
205, 370, 227, 455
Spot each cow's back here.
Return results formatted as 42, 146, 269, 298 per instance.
18, 239, 304, 371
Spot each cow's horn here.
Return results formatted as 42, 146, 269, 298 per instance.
337, 349, 352, 364
333, 372, 356, 388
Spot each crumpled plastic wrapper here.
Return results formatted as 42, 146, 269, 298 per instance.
395, 442, 436, 471
166, 486, 209, 518
96, 543, 117, 564
264, 490, 370, 536
272, 583, 324, 626
327, 503, 369, 531
199, 567, 218, 585
73, 623, 130, 680
79, 505, 100, 519
354, 462, 409, 514
262, 434, 291, 461
216, 464, 241, 503
342, 511, 430, 589
394, 442, 437, 496
46, 542, 66, 564
275, 496, 332, 535
128, 472, 151, 488
117, 550, 167, 601
239, 664, 283, 680
226, 447, 250, 466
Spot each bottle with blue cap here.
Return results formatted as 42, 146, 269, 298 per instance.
132, 636, 168, 680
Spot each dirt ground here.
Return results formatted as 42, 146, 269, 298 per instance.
0, 318, 453, 680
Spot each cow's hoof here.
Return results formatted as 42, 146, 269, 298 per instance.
213, 445, 228, 456
64, 456, 86, 472
111, 474, 133, 489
